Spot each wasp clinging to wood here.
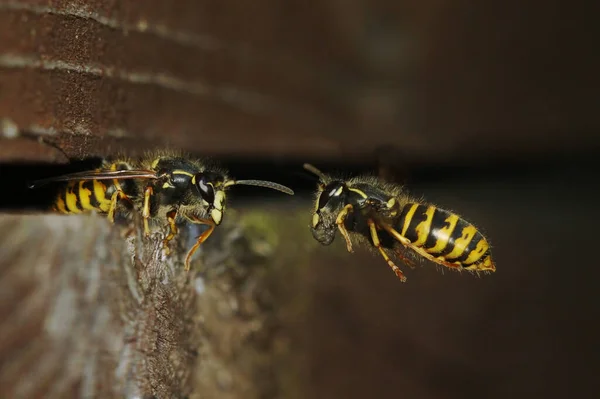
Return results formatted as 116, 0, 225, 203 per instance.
29, 153, 294, 271
304, 164, 495, 282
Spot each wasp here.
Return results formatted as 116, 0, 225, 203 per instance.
304, 164, 495, 282
29, 153, 294, 270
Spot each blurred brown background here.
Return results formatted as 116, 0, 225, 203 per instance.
0, 0, 599, 398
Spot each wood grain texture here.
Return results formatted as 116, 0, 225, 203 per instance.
0, 213, 204, 398
0, 210, 291, 398
0, 214, 134, 398
0, 0, 598, 163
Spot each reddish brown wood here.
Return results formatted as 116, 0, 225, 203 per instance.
0, 0, 598, 164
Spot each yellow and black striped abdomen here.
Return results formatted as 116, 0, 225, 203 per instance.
52, 180, 113, 214
397, 203, 494, 271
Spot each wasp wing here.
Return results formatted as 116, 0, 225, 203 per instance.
28, 169, 160, 188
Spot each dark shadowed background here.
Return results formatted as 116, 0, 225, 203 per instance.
0, 1, 599, 398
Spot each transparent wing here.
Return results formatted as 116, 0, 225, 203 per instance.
29, 169, 160, 188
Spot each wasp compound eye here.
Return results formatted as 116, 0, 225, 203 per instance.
195, 173, 215, 204
318, 182, 345, 210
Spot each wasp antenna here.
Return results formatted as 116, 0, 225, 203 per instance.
227, 179, 294, 195
303, 163, 327, 181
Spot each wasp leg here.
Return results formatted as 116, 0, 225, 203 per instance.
378, 221, 463, 271
184, 216, 216, 271
368, 219, 407, 282
142, 185, 153, 237
336, 204, 355, 253
107, 189, 132, 223
393, 247, 418, 269
162, 209, 178, 255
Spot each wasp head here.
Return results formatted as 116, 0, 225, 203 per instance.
310, 180, 348, 245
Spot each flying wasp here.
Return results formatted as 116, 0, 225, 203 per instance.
304, 164, 495, 282
29, 153, 294, 270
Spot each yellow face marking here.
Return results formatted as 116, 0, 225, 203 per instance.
400, 203, 419, 236
443, 225, 477, 260
93, 180, 112, 212
78, 181, 94, 210
55, 195, 67, 213
347, 187, 367, 198
463, 239, 489, 265
214, 190, 225, 211
427, 214, 459, 254
65, 189, 82, 214
413, 206, 436, 246
173, 170, 194, 177
314, 194, 322, 212
312, 213, 319, 227
211, 208, 223, 225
